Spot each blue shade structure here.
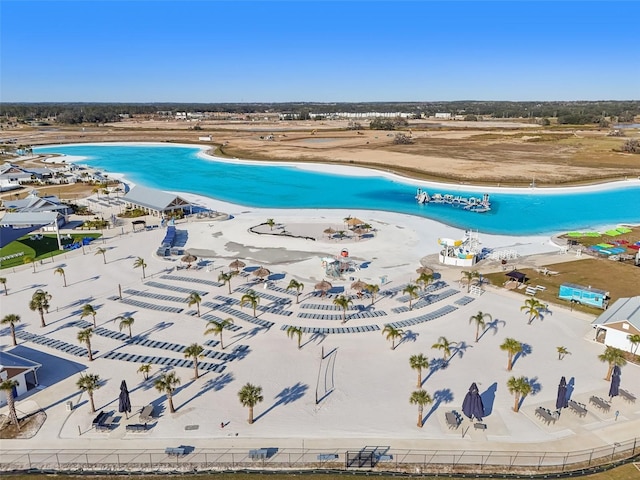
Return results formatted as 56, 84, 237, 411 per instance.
118, 380, 132, 417
556, 376, 568, 410
609, 366, 621, 399
462, 382, 485, 421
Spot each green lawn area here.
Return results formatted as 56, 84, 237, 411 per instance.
0, 233, 101, 270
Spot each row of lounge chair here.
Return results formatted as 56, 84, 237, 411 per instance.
160, 274, 223, 288
266, 284, 299, 296
386, 305, 458, 329
75, 320, 129, 341
102, 351, 226, 373
201, 314, 244, 331
215, 304, 275, 329
296, 310, 387, 321
395, 281, 447, 303
211, 295, 293, 316
145, 281, 207, 296
15, 330, 89, 357
301, 303, 362, 311
280, 324, 380, 335
119, 297, 184, 314
454, 296, 476, 306
124, 288, 194, 303
235, 286, 291, 304
391, 289, 459, 314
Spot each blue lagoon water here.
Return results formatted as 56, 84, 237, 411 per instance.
35, 144, 640, 236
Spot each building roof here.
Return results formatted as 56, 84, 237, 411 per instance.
592, 296, 640, 330
123, 185, 191, 212
0, 211, 61, 227
0, 351, 42, 371
2, 191, 64, 212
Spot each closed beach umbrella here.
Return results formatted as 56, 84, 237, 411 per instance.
253, 266, 270, 280
609, 366, 621, 398
462, 382, 484, 421
229, 259, 246, 271
351, 279, 368, 292
556, 376, 568, 410
118, 380, 132, 419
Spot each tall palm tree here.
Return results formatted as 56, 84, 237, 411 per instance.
116, 315, 135, 338
409, 354, 429, 388
1, 314, 21, 346
137, 363, 152, 380
187, 292, 202, 317
266, 218, 275, 230
29, 289, 52, 328
627, 334, 640, 355
333, 295, 353, 323
0, 277, 8, 295
218, 271, 236, 294
366, 283, 380, 305
154, 370, 181, 413
382, 324, 404, 350
557, 346, 570, 360
286, 325, 303, 349
507, 376, 532, 413
77, 328, 94, 361
402, 284, 420, 310
133, 256, 147, 278
54, 267, 67, 287
461, 270, 479, 293
184, 343, 204, 379
521, 298, 543, 325
598, 346, 627, 381
500, 337, 523, 371
95, 247, 107, 264
81, 303, 97, 327
24, 255, 36, 273
432, 336, 454, 362
238, 383, 264, 424
204, 318, 234, 349
286, 279, 304, 304
409, 389, 433, 428
76, 373, 101, 413
469, 311, 492, 342
416, 272, 434, 291
0, 379, 21, 429
240, 289, 260, 317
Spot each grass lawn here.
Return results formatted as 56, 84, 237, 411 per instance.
0, 233, 101, 270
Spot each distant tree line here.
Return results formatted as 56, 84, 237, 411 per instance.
1, 101, 638, 125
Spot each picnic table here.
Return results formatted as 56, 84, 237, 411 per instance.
619, 389, 636, 403
139, 404, 154, 422
589, 396, 611, 412
568, 400, 588, 417
535, 407, 559, 424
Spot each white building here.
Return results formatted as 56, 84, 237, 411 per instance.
592, 296, 640, 353
434, 113, 452, 120
0, 351, 42, 407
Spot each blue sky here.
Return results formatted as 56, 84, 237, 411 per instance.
2, 1, 639, 102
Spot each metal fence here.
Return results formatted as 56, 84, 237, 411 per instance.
1, 437, 637, 474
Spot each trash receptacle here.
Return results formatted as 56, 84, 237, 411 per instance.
65, 401, 73, 412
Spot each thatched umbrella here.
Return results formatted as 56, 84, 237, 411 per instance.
181, 254, 197, 267
229, 259, 246, 271
323, 227, 336, 239
416, 266, 434, 275
315, 280, 332, 296
346, 217, 364, 228
351, 279, 368, 292
253, 266, 271, 280
353, 227, 365, 239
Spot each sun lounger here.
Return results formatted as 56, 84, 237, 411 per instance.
445, 411, 461, 429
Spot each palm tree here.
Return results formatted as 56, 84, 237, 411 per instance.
204, 318, 234, 349
77, 328, 94, 361
469, 311, 492, 342
521, 297, 543, 325
461, 270, 480, 293
409, 389, 433, 428
627, 334, 640, 355
557, 346, 570, 360
81, 303, 97, 327
240, 290, 260, 317
402, 284, 420, 310
366, 283, 380, 305
133, 256, 147, 278
507, 376, 532, 413
24, 255, 36, 273
409, 354, 429, 388
137, 363, 152, 380
333, 295, 353, 323
598, 346, 627, 381
95, 247, 107, 264
29, 289, 52, 328
54, 267, 67, 287
238, 383, 264, 424
184, 343, 204, 379
1, 314, 21, 346
286, 279, 304, 304
218, 271, 236, 294
382, 324, 404, 350
154, 370, 181, 413
500, 338, 523, 371
266, 218, 275, 230
116, 315, 135, 338
76, 373, 101, 413
0, 277, 8, 295
0, 379, 21, 429
416, 272, 434, 291
187, 292, 202, 317
431, 336, 454, 362
286, 325, 303, 349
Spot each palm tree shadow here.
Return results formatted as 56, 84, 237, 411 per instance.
228, 344, 251, 361
423, 388, 454, 423
178, 372, 234, 410
423, 358, 446, 384
253, 382, 309, 423
230, 326, 263, 345
480, 382, 497, 416
450, 341, 472, 361
399, 330, 419, 347
525, 376, 542, 395
478, 318, 506, 341
68, 275, 100, 287
512, 343, 533, 368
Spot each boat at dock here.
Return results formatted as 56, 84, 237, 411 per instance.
415, 188, 491, 213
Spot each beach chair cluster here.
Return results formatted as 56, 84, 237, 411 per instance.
212, 294, 293, 317
145, 281, 208, 296
124, 288, 193, 303
266, 284, 299, 296
102, 351, 226, 373
160, 274, 223, 288
118, 297, 184, 314
395, 281, 447, 303
391, 289, 459, 314
386, 305, 458, 329
454, 296, 475, 306
301, 303, 359, 311
213, 304, 275, 329
75, 320, 129, 341
280, 324, 380, 335
235, 286, 293, 306
589, 241, 630, 256
297, 310, 387, 321
201, 314, 243, 332
15, 330, 89, 357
